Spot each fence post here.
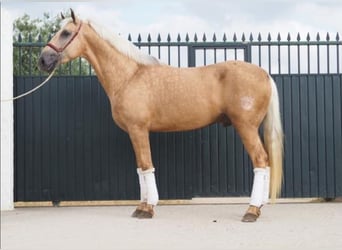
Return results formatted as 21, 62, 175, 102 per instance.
245, 44, 252, 63
187, 46, 196, 67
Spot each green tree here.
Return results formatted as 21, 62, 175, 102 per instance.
13, 12, 61, 42
13, 12, 91, 76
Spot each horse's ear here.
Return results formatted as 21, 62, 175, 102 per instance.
61, 12, 65, 20
70, 8, 76, 23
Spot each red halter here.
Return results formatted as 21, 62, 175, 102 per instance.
46, 21, 83, 53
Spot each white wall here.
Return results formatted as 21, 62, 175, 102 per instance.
1, 8, 14, 210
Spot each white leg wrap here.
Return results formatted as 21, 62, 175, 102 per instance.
262, 167, 271, 205
250, 168, 267, 207
137, 168, 147, 203
140, 168, 159, 206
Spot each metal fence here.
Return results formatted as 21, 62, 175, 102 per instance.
14, 32, 341, 75
13, 33, 342, 202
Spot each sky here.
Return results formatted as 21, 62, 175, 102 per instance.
2, 0, 342, 42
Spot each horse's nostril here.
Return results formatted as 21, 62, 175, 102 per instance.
39, 57, 45, 66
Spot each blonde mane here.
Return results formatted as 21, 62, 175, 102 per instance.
85, 19, 160, 65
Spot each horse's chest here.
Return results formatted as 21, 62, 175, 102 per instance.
109, 102, 129, 131
110, 98, 148, 131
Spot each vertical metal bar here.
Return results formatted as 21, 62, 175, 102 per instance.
268, 43, 272, 73
287, 43, 291, 74
317, 44, 320, 74
68, 60, 71, 75
18, 46, 22, 76
187, 46, 196, 67
203, 48, 207, 65
244, 45, 252, 63
307, 42, 311, 74
337, 42, 340, 74
158, 34, 162, 60
158, 44, 161, 60
214, 48, 217, 63
258, 44, 262, 67
178, 45, 181, 67
298, 43, 301, 74
316, 33, 321, 74
79, 58, 82, 75
167, 34, 171, 65
278, 42, 281, 74
168, 45, 171, 65
327, 42, 330, 74
38, 35, 42, 77
29, 36, 32, 76
224, 48, 227, 61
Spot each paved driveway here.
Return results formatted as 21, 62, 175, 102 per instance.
2, 202, 342, 250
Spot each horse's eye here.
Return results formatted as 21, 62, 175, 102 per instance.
61, 30, 71, 38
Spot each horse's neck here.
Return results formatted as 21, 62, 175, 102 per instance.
82, 29, 139, 97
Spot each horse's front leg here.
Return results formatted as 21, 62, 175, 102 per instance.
128, 127, 159, 219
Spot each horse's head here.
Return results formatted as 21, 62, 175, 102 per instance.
39, 9, 84, 73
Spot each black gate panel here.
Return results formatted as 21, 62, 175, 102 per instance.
275, 74, 342, 198
14, 74, 342, 202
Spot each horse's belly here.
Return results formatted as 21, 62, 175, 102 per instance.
149, 82, 224, 131
149, 105, 220, 132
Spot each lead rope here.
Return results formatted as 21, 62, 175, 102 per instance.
1, 69, 56, 102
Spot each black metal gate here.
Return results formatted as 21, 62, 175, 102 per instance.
14, 33, 342, 202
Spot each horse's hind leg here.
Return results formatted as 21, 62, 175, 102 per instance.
233, 124, 270, 222
128, 127, 159, 219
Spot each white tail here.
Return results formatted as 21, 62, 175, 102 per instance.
263, 77, 284, 202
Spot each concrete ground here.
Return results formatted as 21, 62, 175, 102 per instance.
1, 202, 342, 250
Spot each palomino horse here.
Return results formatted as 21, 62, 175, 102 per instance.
39, 10, 283, 222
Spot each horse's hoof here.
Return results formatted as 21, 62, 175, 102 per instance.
241, 213, 258, 222
241, 206, 261, 222
137, 210, 154, 219
132, 202, 148, 218
131, 209, 142, 218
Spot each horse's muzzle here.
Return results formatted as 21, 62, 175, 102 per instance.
38, 50, 60, 73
